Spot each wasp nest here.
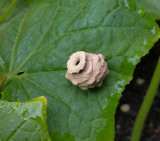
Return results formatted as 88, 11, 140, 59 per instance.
65, 51, 109, 90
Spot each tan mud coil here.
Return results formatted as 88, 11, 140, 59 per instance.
65, 51, 109, 90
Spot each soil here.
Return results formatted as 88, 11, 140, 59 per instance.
115, 32, 160, 140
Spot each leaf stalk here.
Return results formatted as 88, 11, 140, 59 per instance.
131, 57, 160, 141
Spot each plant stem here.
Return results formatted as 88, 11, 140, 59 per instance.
0, 0, 17, 24
131, 57, 160, 141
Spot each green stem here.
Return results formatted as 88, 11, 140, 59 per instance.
0, 0, 17, 24
131, 57, 160, 141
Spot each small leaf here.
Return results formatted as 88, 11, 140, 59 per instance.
0, 0, 160, 140
0, 96, 50, 141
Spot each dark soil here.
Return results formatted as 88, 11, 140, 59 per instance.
115, 37, 160, 140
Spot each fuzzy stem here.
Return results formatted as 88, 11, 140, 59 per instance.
131, 57, 160, 141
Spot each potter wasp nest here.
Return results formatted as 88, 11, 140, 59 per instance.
65, 51, 109, 90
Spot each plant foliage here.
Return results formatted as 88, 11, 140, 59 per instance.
0, 0, 160, 140
0, 97, 50, 140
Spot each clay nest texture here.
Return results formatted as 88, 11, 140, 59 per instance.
65, 51, 109, 90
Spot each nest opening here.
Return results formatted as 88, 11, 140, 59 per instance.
76, 60, 80, 65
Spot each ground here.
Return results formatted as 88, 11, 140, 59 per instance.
115, 33, 160, 141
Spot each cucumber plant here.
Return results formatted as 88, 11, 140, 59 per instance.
0, 0, 160, 140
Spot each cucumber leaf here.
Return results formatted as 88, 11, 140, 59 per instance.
0, 96, 50, 141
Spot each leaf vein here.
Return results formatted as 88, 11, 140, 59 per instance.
13, 2, 61, 73
9, 14, 28, 73
6, 120, 27, 140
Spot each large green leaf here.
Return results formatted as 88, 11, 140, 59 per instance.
135, 0, 160, 20
0, 96, 50, 140
0, 0, 160, 140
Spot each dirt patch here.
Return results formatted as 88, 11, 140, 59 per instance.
115, 39, 160, 141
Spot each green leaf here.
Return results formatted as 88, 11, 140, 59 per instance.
0, 96, 51, 141
0, 0, 160, 140
135, 0, 160, 20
